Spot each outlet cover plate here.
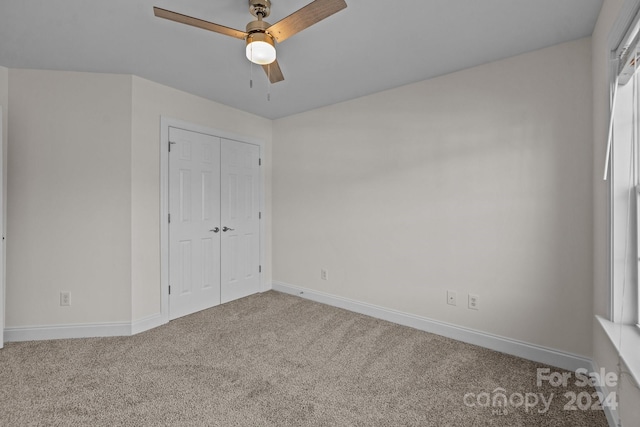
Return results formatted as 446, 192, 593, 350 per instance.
447, 290, 457, 306
60, 292, 71, 306
468, 294, 479, 310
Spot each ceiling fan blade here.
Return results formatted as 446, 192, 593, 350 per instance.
153, 7, 247, 40
266, 0, 347, 43
262, 60, 285, 83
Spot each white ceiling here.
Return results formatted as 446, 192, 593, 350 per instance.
0, 0, 603, 119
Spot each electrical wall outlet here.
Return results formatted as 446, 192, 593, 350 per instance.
447, 290, 457, 306
468, 294, 479, 310
321, 269, 328, 281
60, 291, 71, 306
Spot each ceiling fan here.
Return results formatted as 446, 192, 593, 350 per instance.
153, 0, 348, 84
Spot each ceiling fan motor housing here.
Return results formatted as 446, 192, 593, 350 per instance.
246, 19, 271, 34
246, 19, 274, 43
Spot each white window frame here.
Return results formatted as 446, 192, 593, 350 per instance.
610, 68, 639, 327
600, 0, 640, 390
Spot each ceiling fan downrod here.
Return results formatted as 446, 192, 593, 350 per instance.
246, 0, 273, 46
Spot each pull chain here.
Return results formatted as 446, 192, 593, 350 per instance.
249, 43, 254, 88
267, 64, 271, 101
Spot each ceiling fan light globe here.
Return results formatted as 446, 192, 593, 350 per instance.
246, 33, 276, 65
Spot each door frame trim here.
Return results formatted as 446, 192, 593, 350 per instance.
0, 106, 4, 349
160, 116, 267, 324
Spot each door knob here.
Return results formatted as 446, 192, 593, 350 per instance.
222, 226, 235, 232
210, 227, 220, 233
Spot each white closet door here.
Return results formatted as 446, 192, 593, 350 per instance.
169, 127, 221, 320
220, 139, 260, 303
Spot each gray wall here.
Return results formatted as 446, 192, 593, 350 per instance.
273, 38, 594, 357
5, 70, 273, 328
7, 70, 133, 326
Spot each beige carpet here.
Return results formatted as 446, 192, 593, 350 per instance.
0, 291, 607, 426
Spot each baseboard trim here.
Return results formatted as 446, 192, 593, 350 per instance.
590, 359, 619, 427
131, 313, 164, 335
4, 321, 131, 342
5, 313, 166, 342
272, 281, 592, 373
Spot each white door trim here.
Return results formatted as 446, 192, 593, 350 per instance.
160, 116, 267, 325
0, 106, 4, 349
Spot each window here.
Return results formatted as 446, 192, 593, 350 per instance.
602, 8, 640, 386
610, 58, 639, 327
609, 27, 640, 328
